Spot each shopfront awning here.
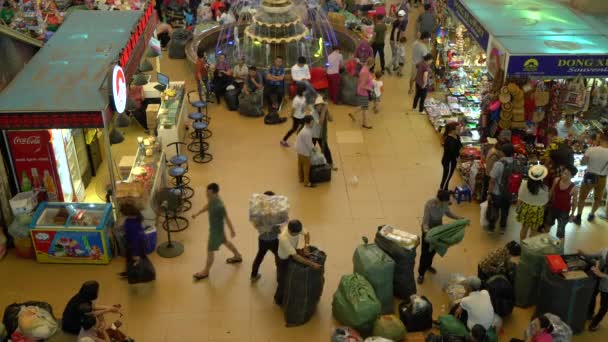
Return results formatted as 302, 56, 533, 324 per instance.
447, 0, 608, 77
0, 9, 156, 129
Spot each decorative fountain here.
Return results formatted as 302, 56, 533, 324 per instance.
186, 0, 359, 69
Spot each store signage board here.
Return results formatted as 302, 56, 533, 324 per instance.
0, 112, 104, 129
508, 55, 608, 77
119, 5, 154, 69
112, 65, 127, 114
449, 0, 490, 50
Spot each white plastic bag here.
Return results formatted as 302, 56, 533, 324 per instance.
480, 201, 489, 227
310, 150, 327, 166
18, 306, 58, 339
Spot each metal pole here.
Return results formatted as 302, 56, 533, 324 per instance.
101, 110, 118, 214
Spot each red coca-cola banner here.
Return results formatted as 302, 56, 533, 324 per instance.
7, 130, 63, 201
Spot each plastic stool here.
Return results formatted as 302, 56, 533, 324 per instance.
144, 226, 157, 254
454, 185, 472, 204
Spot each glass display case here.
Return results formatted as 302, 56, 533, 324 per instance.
29, 202, 114, 264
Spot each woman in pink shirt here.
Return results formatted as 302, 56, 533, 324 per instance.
348, 57, 374, 129
526, 316, 553, 342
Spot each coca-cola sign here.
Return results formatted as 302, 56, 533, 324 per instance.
13, 135, 41, 145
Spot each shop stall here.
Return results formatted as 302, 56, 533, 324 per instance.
0, 8, 161, 210
433, 0, 608, 201
29, 202, 114, 264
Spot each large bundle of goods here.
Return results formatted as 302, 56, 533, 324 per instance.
340, 74, 360, 106
374, 225, 418, 299
515, 234, 563, 307
332, 273, 382, 335
536, 265, 595, 333
331, 327, 363, 342
248, 193, 289, 229
371, 315, 406, 341
399, 295, 433, 332
353, 237, 395, 314
238, 90, 265, 117
2, 302, 57, 340
168, 29, 193, 59
282, 246, 326, 327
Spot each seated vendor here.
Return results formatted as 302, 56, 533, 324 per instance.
242, 66, 263, 96
454, 277, 495, 331
265, 56, 286, 112
556, 114, 584, 141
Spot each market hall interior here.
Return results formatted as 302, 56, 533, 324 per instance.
1, 3, 608, 342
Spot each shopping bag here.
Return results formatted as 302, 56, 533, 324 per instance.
565, 76, 586, 108
311, 150, 327, 166
127, 255, 156, 284
480, 201, 489, 228
545, 255, 567, 274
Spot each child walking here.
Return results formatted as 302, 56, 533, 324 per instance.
192, 183, 243, 280
372, 71, 384, 113
388, 36, 406, 76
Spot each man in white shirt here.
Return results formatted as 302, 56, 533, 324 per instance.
409, 32, 430, 95
455, 277, 495, 330
274, 219, 320, 305
574, 132, 608, 224
556, 114, 584, 141
295, 115, 316, 187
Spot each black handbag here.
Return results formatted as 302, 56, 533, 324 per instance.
127, 256, 156, 284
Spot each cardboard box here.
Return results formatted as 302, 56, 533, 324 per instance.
10, 191, 39, 215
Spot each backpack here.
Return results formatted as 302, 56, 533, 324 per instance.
499, 160, 520, 200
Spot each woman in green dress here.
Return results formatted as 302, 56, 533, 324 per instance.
192, 183, 243, 280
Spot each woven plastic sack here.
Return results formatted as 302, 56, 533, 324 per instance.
438, 315, 469, 338
3, 302, 55, 337
332, 273, 381, 335
372, 315, 405, 341
353, 237, 395, 314
238, 91, 264, 117
375, 226, 417, 300
340, 74, 359, 106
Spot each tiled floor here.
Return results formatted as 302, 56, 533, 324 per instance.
3, 7, 608, 342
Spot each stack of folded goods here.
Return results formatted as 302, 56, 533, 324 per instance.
248, 193, 289, 229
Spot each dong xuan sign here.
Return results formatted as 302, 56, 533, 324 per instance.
508, 55, 608, 77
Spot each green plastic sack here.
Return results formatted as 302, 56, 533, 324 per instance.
0, 8, 14, 24
425, 219, 470, 256
332, 273, 382, 335
372, 315, 406, 341
438, 315, 468, 338
353, 237, 395, 313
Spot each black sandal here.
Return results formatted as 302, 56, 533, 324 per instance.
226, 257, 243, 264
193, 273, 209, 281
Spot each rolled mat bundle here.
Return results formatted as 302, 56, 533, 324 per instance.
332, 273, 381, 335
424, 219, 470, 256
